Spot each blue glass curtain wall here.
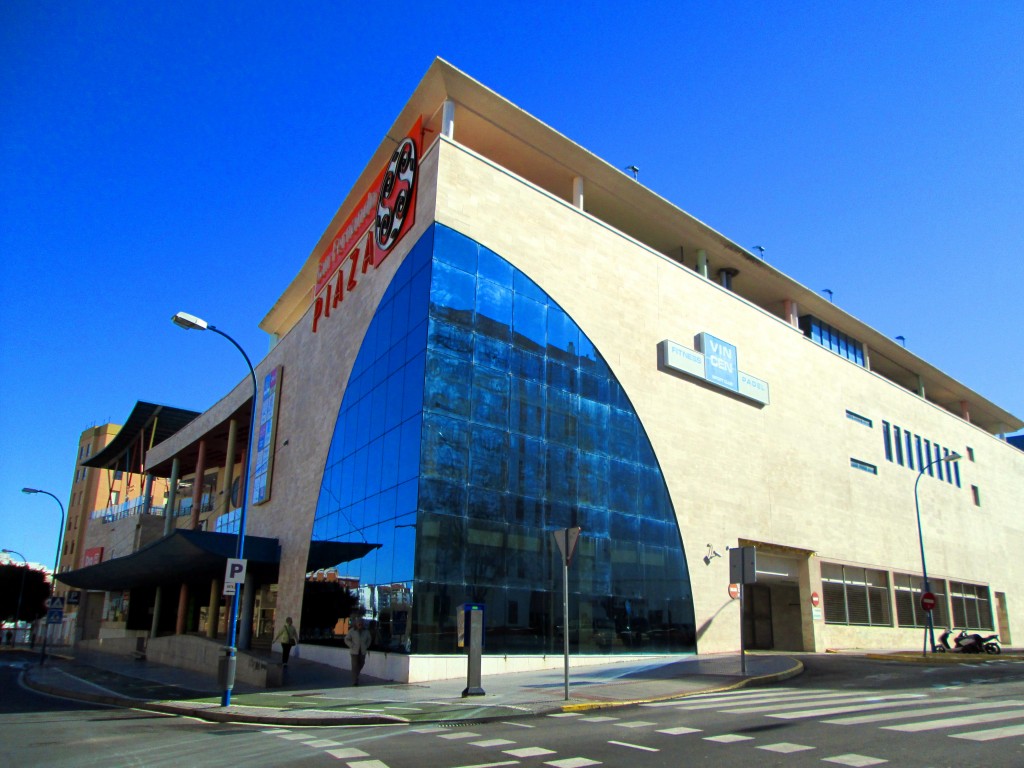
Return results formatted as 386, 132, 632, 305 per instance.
312, 223, 695, 655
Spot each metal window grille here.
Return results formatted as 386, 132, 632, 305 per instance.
894, 573, 948, 628
822, 563, 892, 626
949, 581, 993, 630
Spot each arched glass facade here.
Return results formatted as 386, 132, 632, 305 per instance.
312, 223, 695, 654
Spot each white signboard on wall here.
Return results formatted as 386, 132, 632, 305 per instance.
659, 339, 770, 405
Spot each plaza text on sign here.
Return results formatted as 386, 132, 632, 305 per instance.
312, 118, 422, 334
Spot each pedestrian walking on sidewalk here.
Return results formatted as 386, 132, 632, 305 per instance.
274, 617, 299, 666
344, 617, 371, 686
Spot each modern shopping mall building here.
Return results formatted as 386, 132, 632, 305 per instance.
59, 59, 1024, 682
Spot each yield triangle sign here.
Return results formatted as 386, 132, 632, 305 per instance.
553, 526, 582, 565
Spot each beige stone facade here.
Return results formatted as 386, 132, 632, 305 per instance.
134, 60, 1021, 679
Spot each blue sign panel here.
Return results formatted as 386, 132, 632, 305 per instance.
698, 333, 739, 393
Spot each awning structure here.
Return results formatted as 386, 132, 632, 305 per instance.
56, 529, 381, 592
82, 401, 200, 470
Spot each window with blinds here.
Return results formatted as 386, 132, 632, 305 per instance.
949, 581, 994, 630
893, 573, 948, 628
822, 563, 892, 626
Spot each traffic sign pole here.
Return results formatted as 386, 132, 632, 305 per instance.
552, 527, 581, 702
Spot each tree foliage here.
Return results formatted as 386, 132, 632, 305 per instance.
0, 564, 50, 622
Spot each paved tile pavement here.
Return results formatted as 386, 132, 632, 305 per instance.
12, 646, 803, 725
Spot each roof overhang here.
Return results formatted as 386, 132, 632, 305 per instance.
83, 401, 200, 470
56, 529, 380, 592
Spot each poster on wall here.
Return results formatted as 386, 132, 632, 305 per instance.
252, 365, 283, 505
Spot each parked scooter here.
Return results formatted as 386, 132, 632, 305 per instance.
976, 633, 1002, 654
933, 628, 985, 653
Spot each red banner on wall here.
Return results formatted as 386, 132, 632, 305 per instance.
83, 547, 104, 567
312, 117, 422, 333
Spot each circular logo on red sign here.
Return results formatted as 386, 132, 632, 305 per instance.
811, 591, 820, 607
728, 583, 740, 600
921, 592, 937, 611
375, 137, 417, 252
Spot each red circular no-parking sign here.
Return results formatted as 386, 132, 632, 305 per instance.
921, 592, 937, 611
811, 592, 820, 607
728, 583, 740, 600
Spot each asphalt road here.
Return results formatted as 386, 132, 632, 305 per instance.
3, 651, 1023, 767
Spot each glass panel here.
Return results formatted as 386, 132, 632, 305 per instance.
314, 224, 695, 655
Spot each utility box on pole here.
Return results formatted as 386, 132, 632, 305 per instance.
729, 546, 757, 676
458, 603, 485, 697
729, 546, 757, 584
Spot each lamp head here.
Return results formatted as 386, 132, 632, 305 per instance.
171, 312, 209, 331
944, 451, 963, 463
21, 488, 40, 494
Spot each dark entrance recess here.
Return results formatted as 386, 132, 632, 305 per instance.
743, 583, 774, 650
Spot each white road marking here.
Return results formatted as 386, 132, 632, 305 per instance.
613, 720, 656, 728
656, 726, 701, 735
470, 739, 517, 747
347, 761, 390, 768
703, 734, 754, 743
767, 696, 933, 719
607, 740, 658, 752
439, 731, 483, 740
757, 742, 815, 753
822, 755, 887, 767
504, 747, 557, 757
324, 747, 369, 759
951, 723, 1024, 741
545, 759, 601, 767
579, 716, 618, 723
677, 690, 874, 711
726, 693, 925, 715
824, 698, 995, 724
451, 762, 519, 768
884, 708, 1024, 732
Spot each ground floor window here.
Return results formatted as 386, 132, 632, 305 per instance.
822, 563, 892, 626
893, 573, 948, 628
949, 581, 993, 630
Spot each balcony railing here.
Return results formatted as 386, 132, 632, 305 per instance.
90, 497, 166, 523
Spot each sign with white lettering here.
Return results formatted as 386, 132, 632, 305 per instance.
658, 339, 769, 405
697, 333, 739, 392
738, 371, 770, 404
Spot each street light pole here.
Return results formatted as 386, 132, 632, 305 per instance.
2, 549, 27, 645
172, 311, 258, 707
913, 451, 962, 656
20, 489, 66, 664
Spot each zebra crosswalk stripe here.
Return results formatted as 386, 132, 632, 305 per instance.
766, 695, 938, 720
824, 699, 1003, 725
725, 693, 925, 715
677, 690, 869, 711
951, 722, 1024, 742
884, 708, 1024, 732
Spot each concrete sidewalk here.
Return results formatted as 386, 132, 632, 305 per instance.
17, 648, 803, 726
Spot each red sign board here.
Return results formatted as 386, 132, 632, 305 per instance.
811, 591, 820, 607
728, 583, 740, 600
921, 592, 937, 611
83, 546, 104, 567
312, 117, 422, 333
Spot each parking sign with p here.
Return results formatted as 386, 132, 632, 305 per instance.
224, 558, 247, 597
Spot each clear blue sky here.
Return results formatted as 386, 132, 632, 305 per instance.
2, 2, 1022, 568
